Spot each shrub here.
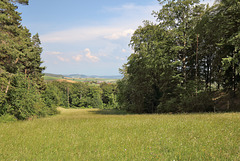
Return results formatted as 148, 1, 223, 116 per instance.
0, 114, 17, 123
6, 74, 58, 120
180, 92, 214, 112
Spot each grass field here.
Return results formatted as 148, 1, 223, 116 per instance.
43, 75, 118, 83
0, 108, 239, 160
65, 78, 118, 83
43, 75, 62, 81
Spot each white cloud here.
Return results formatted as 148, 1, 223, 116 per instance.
122, 48, 126, 53
57, 56, 70, 62
45, 51, 62, 55
116, 56, 125, 61
84, 48, 100, 62
104, 29, 135, 40
40, 2, 160, 44
103, 3, 160, 24
72, 55, 83, 62
104, 3, 159, 15
40, 27, 130, 43
41, 2, 160, 75
71, 48, 100, 62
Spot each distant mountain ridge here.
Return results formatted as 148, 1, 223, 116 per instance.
44, 73, 122, 79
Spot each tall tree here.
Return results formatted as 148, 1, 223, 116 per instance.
154, 0, 202, 88
117, 0, 218, 113
0, 0, 58, 119
118, 21, 182, 113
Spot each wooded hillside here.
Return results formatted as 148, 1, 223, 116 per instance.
117, 0, 240, 113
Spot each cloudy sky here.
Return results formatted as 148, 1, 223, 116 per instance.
17, 0, 214, 76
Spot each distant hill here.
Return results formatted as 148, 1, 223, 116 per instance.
43, 73, 123, 82
64, 74, 88, 78
44, 73, 64, 78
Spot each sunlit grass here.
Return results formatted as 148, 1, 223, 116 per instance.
0, 108, 239, 160
43, 75, 61, 81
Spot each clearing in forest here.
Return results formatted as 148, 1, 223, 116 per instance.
0, 108, 239, 160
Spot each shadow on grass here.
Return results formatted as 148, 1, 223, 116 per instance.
89, 109, 131, 115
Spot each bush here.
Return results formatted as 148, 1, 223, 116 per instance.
180, 92, 214, 112
6, 74, 58, 120
157, 97, 179, 113
0, 114, 17, 123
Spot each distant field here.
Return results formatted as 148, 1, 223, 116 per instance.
43, 75, 62, 81
0, 108, 239, 160
66, 78, 118, 83
44, 75, 118, 83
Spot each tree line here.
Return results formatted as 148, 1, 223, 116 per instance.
0, 0, 118, 120
117, 0, 240, 113
0, 0, 57, 120
44, 81, 118, 110
1, 0, 239, 120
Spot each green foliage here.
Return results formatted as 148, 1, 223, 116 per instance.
0, 0, 58, 120
43, 81, 118, 109
11, 0, 29, 5
41, 82, 62, 107
118, 21, 183, 113
6, 74, 58, 120
0, 72, 8, 109
0, 113, 17, 123
100, 82, 118, 109
118, 0, 240, 113
69, 82, 102, 108
179, 92, 214, 112
87, 86, 103, 108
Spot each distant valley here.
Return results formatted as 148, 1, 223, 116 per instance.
43, 73, 122, 83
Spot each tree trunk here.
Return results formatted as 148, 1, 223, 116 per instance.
25, 69, 27, 78
5, 79, 11, 94
195, 34, 199, 95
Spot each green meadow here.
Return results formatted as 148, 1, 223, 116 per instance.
43, 75, 62, 81
43, 75, 118, 83
0, 108, 239, 160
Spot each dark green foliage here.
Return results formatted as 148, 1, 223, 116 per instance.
5, 74, 58, 120
0, 0, 57, 120
117, 0, 240, 113
0, 113, 17, 123
100, 82, 118, 109
43, 81, 118, 109
10, 0, 29, 5
87, 86, 103, 108
69, 82, 92, 108
41, 82, 62, 107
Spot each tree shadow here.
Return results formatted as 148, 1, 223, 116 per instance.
89, 109, 131, 115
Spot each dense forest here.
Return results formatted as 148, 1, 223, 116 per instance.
44, 81, 118, 110
0, 0, 59, 120
0, 0, 239, 120
117, 0, 240, 113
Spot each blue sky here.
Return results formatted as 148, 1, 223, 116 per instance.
17, 0, 214, 76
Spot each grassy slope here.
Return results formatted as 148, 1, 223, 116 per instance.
0, 108, 239, 160
43, 75, 61, 81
